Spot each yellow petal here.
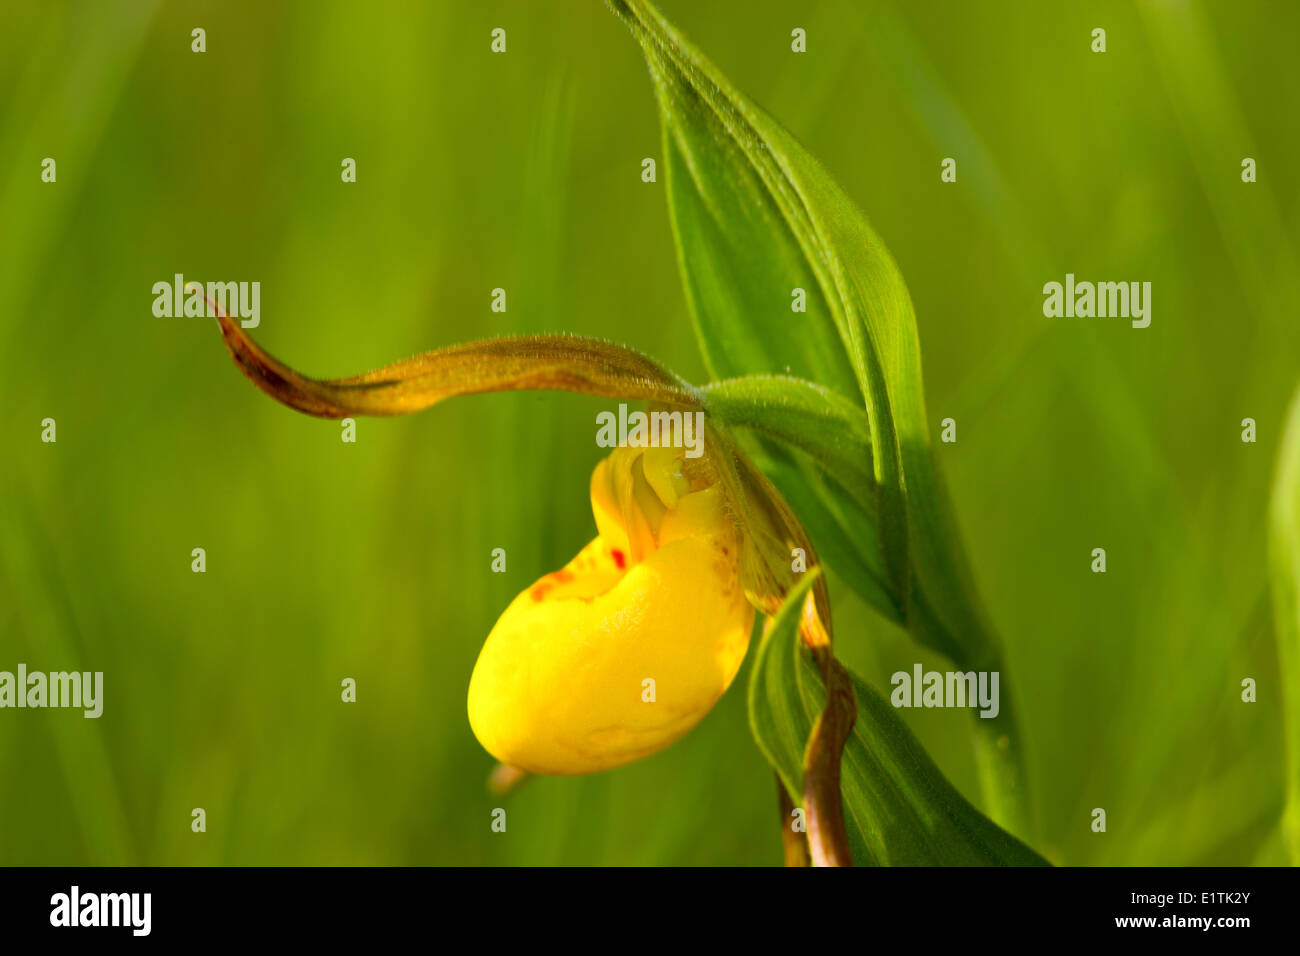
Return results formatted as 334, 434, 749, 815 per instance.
467, 455, 752, 775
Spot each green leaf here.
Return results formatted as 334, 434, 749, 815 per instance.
611, 0, 998, 666
610, 0, 906, 605
701, 375, 875, 494
759, 446, 900, 622
1270, 383, 1300, 864
701, 374, 902, 621
613, 0, 1034, 838
748, 572, 1048, 867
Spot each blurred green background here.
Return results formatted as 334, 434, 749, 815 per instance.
1, 0, 1297, 865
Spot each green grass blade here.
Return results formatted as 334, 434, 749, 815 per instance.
1270, 384, 1300, 864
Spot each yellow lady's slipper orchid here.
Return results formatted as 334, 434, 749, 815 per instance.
467, 444, 754, 775
206, 297, 848, 857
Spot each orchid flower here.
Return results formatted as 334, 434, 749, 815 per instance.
197, 0, 1054, 869
204, 288, 856, 865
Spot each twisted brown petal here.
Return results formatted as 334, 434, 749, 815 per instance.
201, 286, 700, 418
801, 608, 857, 868
712, 428, 855, 867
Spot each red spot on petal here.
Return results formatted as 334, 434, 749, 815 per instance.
611, 549, 626, 569
530, 568, 574, 602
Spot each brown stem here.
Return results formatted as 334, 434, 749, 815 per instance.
778, 774, 811, 867
798, 599, 856, 867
